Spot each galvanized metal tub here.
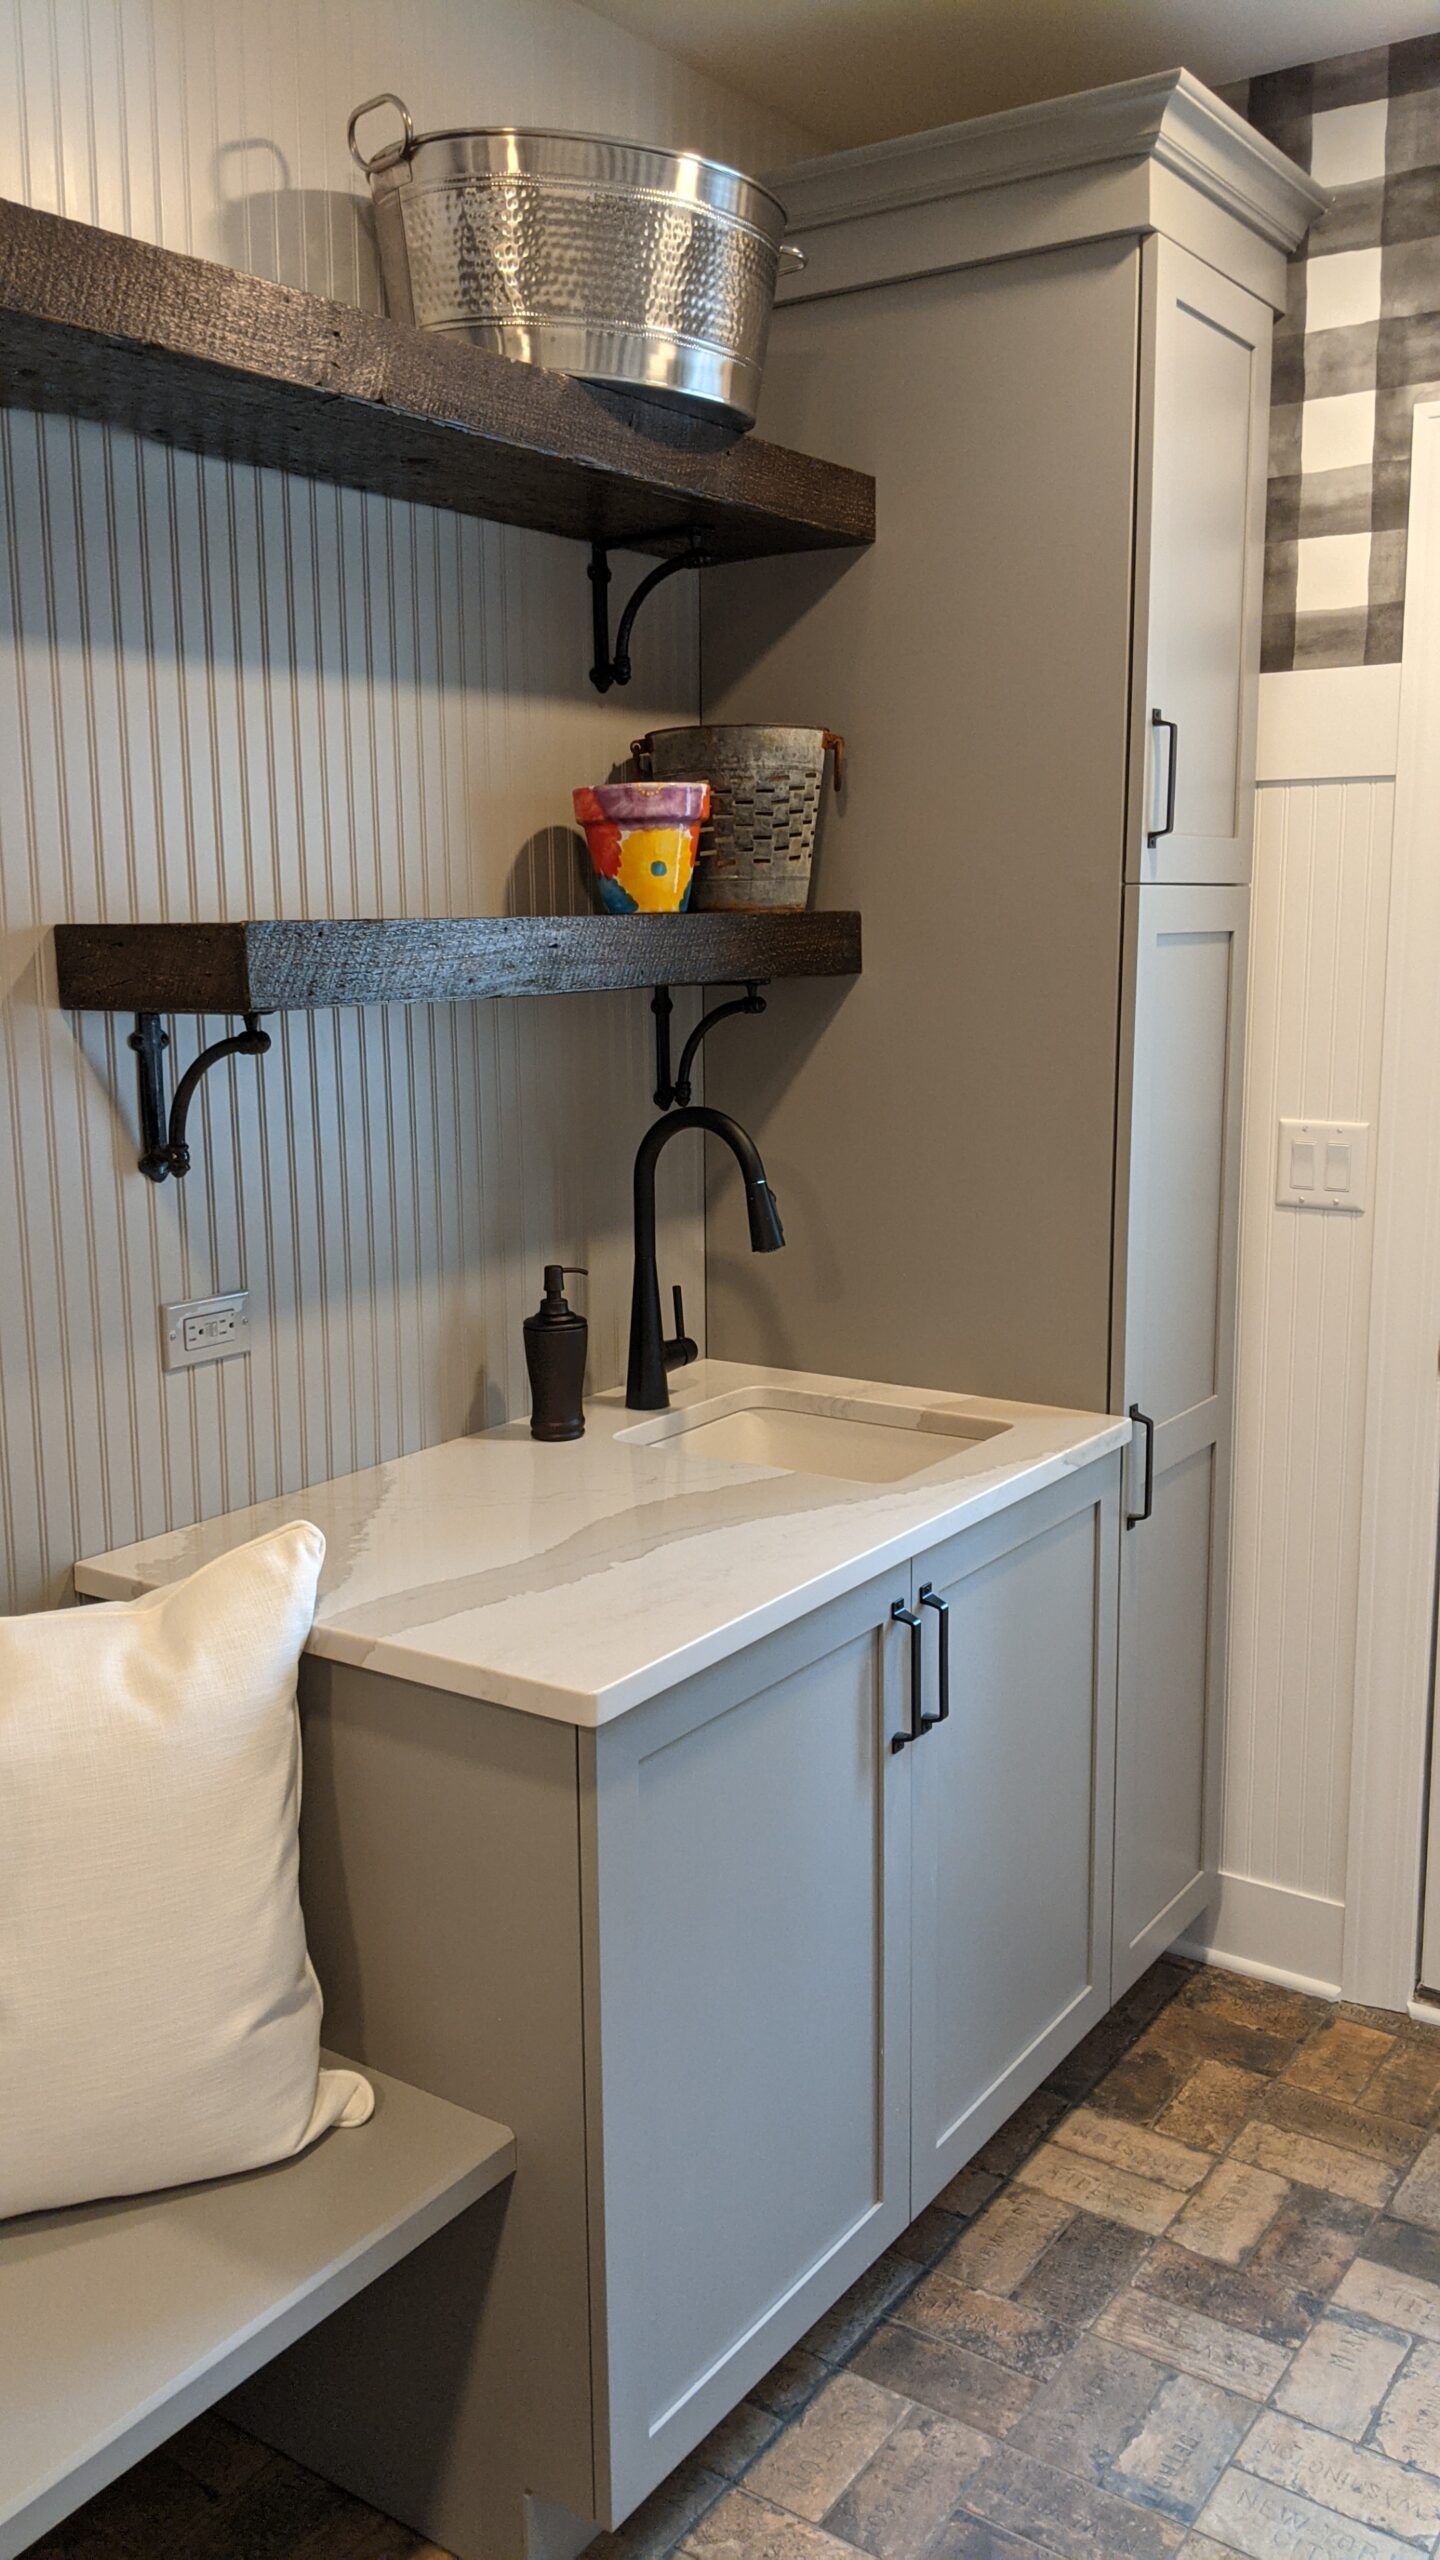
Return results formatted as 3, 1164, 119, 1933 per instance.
348, 95, 805, 429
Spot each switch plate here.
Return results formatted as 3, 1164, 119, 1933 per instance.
162, 1290, 251, 1371
1276, 1118, 1369, 1212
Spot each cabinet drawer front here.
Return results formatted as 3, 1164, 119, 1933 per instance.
908, 1463, 1120, 2206
583, 1572, 911, 2521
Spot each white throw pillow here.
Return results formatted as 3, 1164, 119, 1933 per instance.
0, 1521, 371, 2219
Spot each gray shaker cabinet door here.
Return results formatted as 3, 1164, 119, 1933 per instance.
1130, 234, 1270, 888
907, 1461, 1121, 2210
580, 1569, 913, 2523
1113, 884, 1249, 1992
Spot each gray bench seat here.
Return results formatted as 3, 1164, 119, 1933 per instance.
0, 2059, 515, 2559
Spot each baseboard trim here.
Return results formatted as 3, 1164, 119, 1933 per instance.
1175, 1871, 1345, 2000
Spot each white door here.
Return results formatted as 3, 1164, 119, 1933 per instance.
1130, 235, 1271, 888
1421, 1529, 1440, 1999
1113, 883, 1249, 1993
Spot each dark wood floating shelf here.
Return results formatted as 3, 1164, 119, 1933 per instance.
55, 912, 863, 1014
0, 196, 874, 562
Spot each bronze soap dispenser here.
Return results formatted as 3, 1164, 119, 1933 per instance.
524, 1265, 588, 1441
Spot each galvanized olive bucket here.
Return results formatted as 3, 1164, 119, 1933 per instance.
348, 95, 806, 429
632, 725, 845, 912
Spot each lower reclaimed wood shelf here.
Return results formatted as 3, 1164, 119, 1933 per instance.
55, 912, 861, 1183
55, 912, 861, 1013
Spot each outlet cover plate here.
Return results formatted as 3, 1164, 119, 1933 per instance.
162, 1290, 251, 1371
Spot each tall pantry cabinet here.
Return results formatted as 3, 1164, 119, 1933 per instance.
701, 76, 1322, 2003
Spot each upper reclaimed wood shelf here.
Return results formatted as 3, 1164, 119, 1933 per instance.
0, 197, 874, 562
55, 913, 862, 1014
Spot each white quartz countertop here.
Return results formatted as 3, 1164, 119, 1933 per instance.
75, 1362, 1129, 1725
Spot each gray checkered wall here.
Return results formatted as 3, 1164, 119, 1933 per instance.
1235, 36, 1440, 672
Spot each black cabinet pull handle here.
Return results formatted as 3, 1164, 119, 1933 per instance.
1147, 709, 1178, 847
1127, 1404, 1156, 1529
918, 1583, 950, 1725
890, 1602, 925, 1752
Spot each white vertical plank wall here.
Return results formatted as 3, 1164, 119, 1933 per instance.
0, 0, 815, 1611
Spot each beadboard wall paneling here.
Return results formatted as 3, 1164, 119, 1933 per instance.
1204, 771, 1395, 1988
0, 0, 816, 1613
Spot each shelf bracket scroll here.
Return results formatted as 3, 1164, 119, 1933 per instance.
589, 528, 707, 694
129, 1011, 272, 1183
652, 980, 767, 1110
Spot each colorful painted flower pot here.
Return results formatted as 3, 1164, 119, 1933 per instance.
573, 781, 710, 915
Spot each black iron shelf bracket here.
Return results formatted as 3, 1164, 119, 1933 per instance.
652, 979, 767, 1109
129, 1010, 272, 1183
589, 527, 708, 693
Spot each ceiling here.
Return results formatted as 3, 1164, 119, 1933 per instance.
584, 0, 1439, 151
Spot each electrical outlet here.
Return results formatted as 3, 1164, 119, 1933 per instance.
162, 1290, 251, 1372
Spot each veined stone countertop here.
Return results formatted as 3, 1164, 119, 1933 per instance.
74, 1361, 1129, 1725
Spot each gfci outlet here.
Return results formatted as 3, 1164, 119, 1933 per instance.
162, 1290, 251, 1372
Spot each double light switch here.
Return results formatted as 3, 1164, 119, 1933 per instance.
1276, 1119, 1370, 1212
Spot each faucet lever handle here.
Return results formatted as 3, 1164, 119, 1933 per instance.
667, 1284, 698, 1371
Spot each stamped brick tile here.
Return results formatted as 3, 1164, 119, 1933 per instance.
1198, 2465, 1416, 2560
1169, 2160, 1289, 2266
895, 2273, 1072, 2376
849, 2324, 1037, 2439
1015, 2143, 1186, 2236
1157, 2063, 1267, 2154
1360, 2035, 1440, 2131
1020, 2333, 1164, 2481
1362, 2212, 1440, 2286
1231, 2119, 1398, 2207
1094, 2288, 1293, 2398
745, 2375, 908, 2522
1052, 2106, 1214, 2190
1090, 2046, 1189, 2125
891, 2206, 964, 2268
1141, 2005, 1299, 2081
588, 2459, 728, 2560
933, 2165, 1002, 2219
696, 2403, 783, 2481
954, 2442, 1185, 2560
1336, 2252, 1440, 2343
1248, 2181, 1375, 2296
1242, 2405, 1440, 2544
802, 2256, 916, 2362
681, 2489, 862, 2560
1135, 2238, 1319, 2349
752, 2347, 830, 2418
1273, 2311, 1410, 2438
929, 2521, 1046, 2559
1391, 2133, 1440, 2233
1371, 2337, 1440, 2465
973, 2090, 1068, 2179
1286, 2018, 1395, 2103
825, 2406, 992, 2559
1106, 2372, 1252, 2521
1177, 1969, 1326, 2045
940, 2186, 1074, 2295
1013, 2209, 1149, 2329
1258, 2078, 1426, 2170
1176, 2539, 1239, 2559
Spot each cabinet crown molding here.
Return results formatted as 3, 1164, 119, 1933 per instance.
769, 68, 1326, 261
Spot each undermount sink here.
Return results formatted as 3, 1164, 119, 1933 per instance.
618, 1389, 1011, 1485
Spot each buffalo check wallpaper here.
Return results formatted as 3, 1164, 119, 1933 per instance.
1229, 35, 1440, 672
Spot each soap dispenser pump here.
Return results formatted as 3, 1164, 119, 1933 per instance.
524, 1265, 588, 1441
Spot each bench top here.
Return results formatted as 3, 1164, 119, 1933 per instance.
0, 2061, 515, 2558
